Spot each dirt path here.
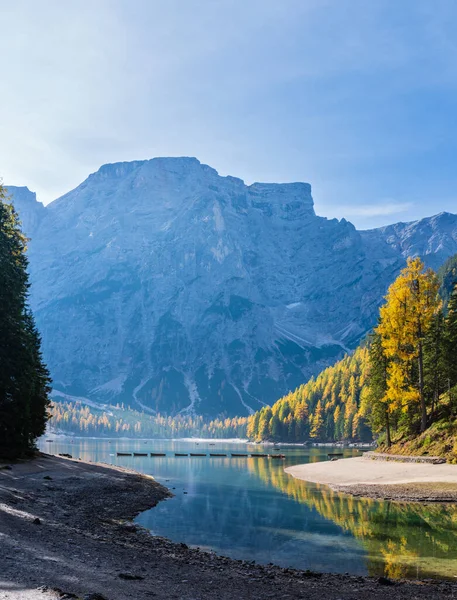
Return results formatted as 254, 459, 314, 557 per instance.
1, 453, 456, 600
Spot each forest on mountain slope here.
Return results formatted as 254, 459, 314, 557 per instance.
247, 346, 370, 443
247, 255, 457, 450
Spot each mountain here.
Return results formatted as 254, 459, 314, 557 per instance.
5, 158, 457, 417
362, 212, 457, 270
4, 186, 45, 238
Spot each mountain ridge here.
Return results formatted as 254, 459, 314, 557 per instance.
5, 157, 457, 417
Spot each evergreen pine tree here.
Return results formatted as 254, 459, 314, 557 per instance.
423, 311, 446, 420
365, 332, 392, 446
445, 285, 457, 392
0, 183, 51, 457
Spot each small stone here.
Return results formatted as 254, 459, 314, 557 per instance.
33, 517, 41, 525
118, 572, 144, 580
378, 576, 394, 586
42, 588, 77, 599
43, 475, 53, 480
302, 569, 322, 578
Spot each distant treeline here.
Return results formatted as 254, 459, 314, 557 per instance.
48, 401, 249, 439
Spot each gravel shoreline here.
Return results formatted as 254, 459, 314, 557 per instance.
1, 453, 457, 600
286, 455, 457, 502
330, 481, 457, 502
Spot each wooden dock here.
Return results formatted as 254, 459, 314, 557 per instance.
115, 451, 283, 459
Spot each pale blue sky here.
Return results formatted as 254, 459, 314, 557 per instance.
1, 0, 457, 228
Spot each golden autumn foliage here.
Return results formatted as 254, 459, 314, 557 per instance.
247, 254, 457, 446
247, 346, 371, 442
376, 257, 441, 431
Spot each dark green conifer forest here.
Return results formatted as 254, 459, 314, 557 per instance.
0, 182, 51, 457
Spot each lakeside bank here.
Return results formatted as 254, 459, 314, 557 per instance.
2, 454, 457, 599
286, 454, 457, 502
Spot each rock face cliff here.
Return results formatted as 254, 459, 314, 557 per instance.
6, 159, 457, 417
4, 186, 45, 238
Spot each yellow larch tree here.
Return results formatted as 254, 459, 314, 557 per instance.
376, 257, 441, 432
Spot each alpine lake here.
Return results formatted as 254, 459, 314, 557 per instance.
38, 438, 457, 580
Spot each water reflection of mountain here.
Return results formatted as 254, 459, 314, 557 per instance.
247, 459, 457, 580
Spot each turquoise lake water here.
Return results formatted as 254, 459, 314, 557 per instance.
38, 438, 457, 580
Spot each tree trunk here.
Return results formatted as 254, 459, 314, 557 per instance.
385, 408, 391, 448
418, 339, 427, 432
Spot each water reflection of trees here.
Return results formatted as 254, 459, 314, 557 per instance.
248, 459, 457, 580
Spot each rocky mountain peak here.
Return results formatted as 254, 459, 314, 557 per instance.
363, 211, 457, 270
6, 159, 457, 417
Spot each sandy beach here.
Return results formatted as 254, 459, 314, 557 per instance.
285, 455, 457, 501
2, 453, 457, 599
